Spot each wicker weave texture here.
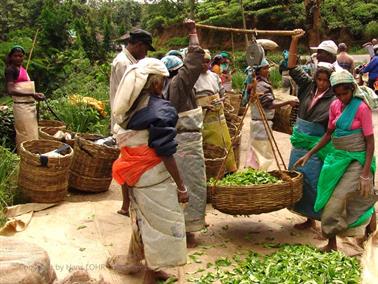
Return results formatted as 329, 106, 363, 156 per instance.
38, 127, 75, 147
38, 120, 66, 129
18, 140, 73, 203
203, 144, 226, 179
225, 92, 242, 115
211, 170, 303, 215
69, 135, 119, 192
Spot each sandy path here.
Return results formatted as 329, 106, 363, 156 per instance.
7, 105, 378, 283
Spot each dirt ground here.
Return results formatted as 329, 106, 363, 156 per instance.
6, 107, 378, 283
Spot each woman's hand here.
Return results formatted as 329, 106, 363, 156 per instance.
33, 93, 45, 101
288, 99, 299, 107
184, 18, 196, 33
292, 29, 305, 40
360, 175, 373, 197
177, 185, 189, 204
293, 153, 311, 168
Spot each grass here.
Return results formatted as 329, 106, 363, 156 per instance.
0, 145, 20, 226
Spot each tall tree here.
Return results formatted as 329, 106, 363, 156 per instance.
304, 0, 321, 46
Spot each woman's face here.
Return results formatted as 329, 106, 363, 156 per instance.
10, 51, 24, 66
315, 72, 330, 92
334, 85, 353, 105
202, 59, 210, 73
259, 65, 270, 78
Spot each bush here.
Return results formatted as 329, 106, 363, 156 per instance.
365, 21, 378, 40
0, 146, 20, 226
269, 67, 282, 89
165, 37, 189, 49
0, 106, 16, 151
232, 70, 245, 92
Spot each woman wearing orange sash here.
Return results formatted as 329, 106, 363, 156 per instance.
107, 58, 189, 284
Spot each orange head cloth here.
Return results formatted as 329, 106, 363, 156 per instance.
112, 145, 161, 187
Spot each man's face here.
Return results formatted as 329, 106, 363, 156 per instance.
316, 49, 333, 63
134, 42, 149, 60
202, 58, 210, 73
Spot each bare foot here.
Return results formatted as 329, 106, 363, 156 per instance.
319, 237, 337, 252
155, 270, 176, 281
186, 232, 198, 248
117, 209, 130, 217
106, 255, 143, 274
294, 218, 316, 230
143, 269, 175, 284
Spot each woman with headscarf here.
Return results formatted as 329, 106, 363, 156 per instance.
194, 50, 237, 173
4, 45, 45, 150
245, 58, 298, 170
107, 58, 189, 283
295, 69, 378, 251
287, 30, 336, 230
161, 19, 207, 248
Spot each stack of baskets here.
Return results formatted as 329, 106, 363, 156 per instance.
227, 123, 242, 169
203, 143, 227, 202
69, 134, 120, 193
38, 127, 76, 147
225, 92, 242, 116
18, 140, 73, 203
210, 170, 303, 215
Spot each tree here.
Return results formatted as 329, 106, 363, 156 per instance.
304, 0, 321, 46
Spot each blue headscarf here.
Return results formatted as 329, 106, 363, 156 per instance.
161, 55, 183, 72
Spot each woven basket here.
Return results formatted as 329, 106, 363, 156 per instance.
225, 112, 243, 128
211, 170, 303, 215
18, 140, 73, 203
238, 106, 246, 116
69, 134, 119, 192
272, 104, 298, 135
225, 92, 242, 116
232, 133, 242, 169
207, 185, 213, 203
38, 120, 66, 130
203, 144, 227, 179
39, 127, 76, 147
223, 102, 234, 115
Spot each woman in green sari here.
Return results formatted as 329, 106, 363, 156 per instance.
295, 70, 378, 251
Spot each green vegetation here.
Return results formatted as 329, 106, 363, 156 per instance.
189, 244, 361, 283
0, 146, 20, 226
208, 168, 281, 186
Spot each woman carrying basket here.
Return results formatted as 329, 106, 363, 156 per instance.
295, 69, 378, 251
4, 45, 45, 150
245, 58, 298, 170
287, 30, 336, 230
108, 58, 189, 283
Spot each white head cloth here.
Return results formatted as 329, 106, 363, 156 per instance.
113, 58, 169, 125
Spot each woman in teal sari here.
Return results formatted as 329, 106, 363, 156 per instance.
295, 70, 377, 251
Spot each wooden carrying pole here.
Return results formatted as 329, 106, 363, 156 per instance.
196, 23, 297, 36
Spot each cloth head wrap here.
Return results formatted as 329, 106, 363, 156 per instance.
204, 49, 211, 60
330, 69, 378, 109
9, 45, 25, 55
166, 50, 183, 59
257, 58, 269, 69
161, 55, 183, 71
220, 51, 230, 59
113, 58, 169, 126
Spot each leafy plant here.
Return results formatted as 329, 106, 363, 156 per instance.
208, 168, 281, 186
0, 145, 20, 226
0, 106, 16, 151
190, 244, 361, 283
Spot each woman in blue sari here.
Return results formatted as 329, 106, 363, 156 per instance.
287, 30, 336, 229
295, 70, 377, 251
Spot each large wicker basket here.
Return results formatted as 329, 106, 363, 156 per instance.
203, 144, 226, 179
225, 92, 242, 116
69, 134, 120, 192
18, 140, 73, 203
38, 120, 66, 129
211, 170, 303, 215
39, 127, 76, 147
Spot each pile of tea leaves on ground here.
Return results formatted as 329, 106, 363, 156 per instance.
188, 244, 361, 283
208, 168, 282, 186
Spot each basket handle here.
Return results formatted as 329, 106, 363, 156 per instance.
77, 138, 94, 157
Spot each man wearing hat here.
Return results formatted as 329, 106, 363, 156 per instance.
110, 29, 155, 133
312, 40, 343, 71
109, 29, 155, 217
